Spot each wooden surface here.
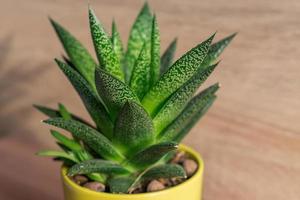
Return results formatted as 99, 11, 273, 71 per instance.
0, 0, 300, 199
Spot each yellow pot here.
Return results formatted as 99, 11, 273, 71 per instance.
61, 145, 204, 200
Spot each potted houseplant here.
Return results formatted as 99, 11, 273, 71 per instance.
35, 2, 235, 200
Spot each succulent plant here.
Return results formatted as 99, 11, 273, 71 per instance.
35, 2, 235, 193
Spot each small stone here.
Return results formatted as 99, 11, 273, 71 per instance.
72, 175, 88, 185
171, 151, 186, 164
157, 178, 174, 187
147, 180, 165, 192
157, 178, 169, 185
183, 159, 198, 177
131, 186, 144, 194
83, 182, 106, 192
170, 177, 185, 186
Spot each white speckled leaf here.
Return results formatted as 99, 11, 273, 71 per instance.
113, 101, 154, 156
67, 159, 130, 176
111, 20, 124, 64
159, 84, 219, 142
50, 130, 82, 151
37, 150, 78, 163
141, 164, 186, 180
125, 142, 178, 169
50, 18, 97, 91
129, 164, 186, 190
201, 33, 236, 67
129, 44, 151, 99
142, 33, 215, 116
43, 118, 124, 162
89, 8, 124, 81
95, 68, 140, 121
58, 103, 72, 120
55, 59, 113, 138
108, 177, 135, 194
33, 104, 93, 127
173, 96, 216, 142
124, 2, 152, 82
34, 104, 62, 118
149, 15, 160, 86
160, 38, 177, 76
153, 63, 218, 135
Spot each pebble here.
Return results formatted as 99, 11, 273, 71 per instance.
171, 151, 186, 164
158, 178, 171, 187
183, 159, 198, 177
147, 180, 165, 192
83, 182, 106, 192
131, 186, 144, 194
72, 175, 88, 185
170, 177, 184, 186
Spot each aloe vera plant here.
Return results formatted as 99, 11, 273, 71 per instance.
36, 2, 235, 194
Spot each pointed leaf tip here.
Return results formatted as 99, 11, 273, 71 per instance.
143, 33, 215, 116
89, 7, 124, 81
160, 37, 178, 76
153, 62, 219, 134
201, 32, 236, 67
50, 21, 97, 90
124, 1, 152, 82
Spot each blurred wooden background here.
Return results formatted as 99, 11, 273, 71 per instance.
0, 0, 299, 199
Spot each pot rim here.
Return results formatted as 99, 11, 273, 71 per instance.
61, 144, 204, 197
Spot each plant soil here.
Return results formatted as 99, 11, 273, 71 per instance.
69, 150, 199, 194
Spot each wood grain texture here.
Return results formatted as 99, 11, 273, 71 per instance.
0, 0, 299, 199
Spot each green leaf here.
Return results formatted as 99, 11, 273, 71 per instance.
67, 159, 130, 176
56, 142, 71, 153
50, 130, 82, 151
153, 63, 218, 135
34, 104, 61, 118
57, 103, 79, 140
54, 157, 76, 167
49, 18, 97, 91
201, 33, 236, 67
43, 118, 124, 162
108, 177, 135, 194
113, 101, 154, 156
89, 8, 124, 81
95, 68, 140, 121
124, 2, 152, 82
111, 20, 124, 64
142, 33, 215, 116
55, 59, 113, 138
149, 15, 160, 86
173, 96, 217, 142
87, 173, 106, 183
46, 147, 105, 183
62, 55, 76, 69
129, 164, 186, 190
160, 38, 177, 76
141, 164, 186, 180
58, 103, 71, 120
129, 43, 150, 99
75, 149, 93, 161
33, 104, 94, 128
159, 84, 219, 142
125, 142, 177, 169
69, 149, 107, 183
36, 150, 78, 163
